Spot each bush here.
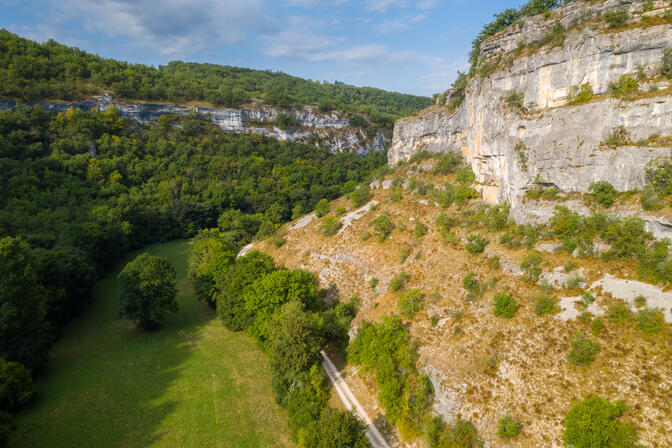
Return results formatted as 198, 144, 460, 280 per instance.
534, 294, 557, 315
388, 187, 403, 203
497, 416, 522, 439
456, 166, 476, 185
609, 75, 639, 96
315, 199, 330, 218
591, 318, 605, 335
424, 416, 483, 448
462, 272, 485, 302
663, 47, 672, 78
567, 332, 600, 366
0, 358, 36, 411
350, 185, 371, 207
589, 181, 618, 208
640, 187, 665, 211
334, 205, 346, 216
373, 214, 396, 242
415, 221, 429, 238
369, 277, 379, 289
465, 234, 489, 254
609, 302, 633, 324
117, 253, 178, 331
436, 212, 459, 233
505, 91, 526, 112
301, 408, 369, 448
604, 9, 628, 29
493, 293, 519, 318
320, 216, 343, 237
520, 251, 543, 284
567, 83, 594, 105
580, 291, 595, 307
398, 289, 424, 319
563, 396, 642, 448
389, 272, 410, 292
636, 307, 665, 334
432, 153, 464, 175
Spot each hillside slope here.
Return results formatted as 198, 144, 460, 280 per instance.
249, 156, 672, 447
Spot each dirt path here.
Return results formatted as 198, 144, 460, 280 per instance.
320, 351, 390, 448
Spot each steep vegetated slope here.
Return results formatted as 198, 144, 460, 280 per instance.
0, 30, 431, 154
252, 153, 672, 447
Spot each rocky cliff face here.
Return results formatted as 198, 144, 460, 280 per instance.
390, 0, 672, 231
0, 94, 386, 155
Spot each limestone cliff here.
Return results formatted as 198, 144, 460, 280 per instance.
0, 94, 387, 155
390, 0, 672, 230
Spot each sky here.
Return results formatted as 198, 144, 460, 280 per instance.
1, 0, 518, 97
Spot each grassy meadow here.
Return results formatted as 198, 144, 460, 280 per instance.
10, 240, 291, 448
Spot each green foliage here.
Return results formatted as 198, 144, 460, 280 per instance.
567, 83, 594, 105
432, 153, 464, 175
497, 416, 522, 439
300, 408, 369, 448
388, 187, 403, 203
605, 126, 631, 147
609, 302, 633, 324
589, 181, 618, 208
505, 91, 526, 112
534, 294, 557, 315
369, 277, 379, 289
567, 332, 600, 366
348, 316, 433, 438
537, 21, 566, 48
640, 187, 665, 211
635, 307, 665, 335
315, 199, 330, 218
244, 269, 318, 343
373, 214, 396, 242
320, 217, 343, 237
604, 9, 629, 29
609, 75, 639, 96
0, 358, 36, 411
591, 318, 605, 335
389, 272, 410, 292
644, 155, 672, 196
414, 221, 429, 238
638, 240, 672, 284
398, 289, 424, 319
423, 416, 484, 448
563, 396, 643, 448
580, 291, 595, 307
456, 166, 476, 186
463, 272, 484, 301
662, 47, 672, 78
465, 234, 489, 254
493, 292, 519, 318
520, 251, 543, 284
0, 30, 429, 119
350, 185, 371, 208
117, 253, 177, 331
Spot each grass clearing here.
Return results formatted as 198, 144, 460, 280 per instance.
10, 240, 291, 448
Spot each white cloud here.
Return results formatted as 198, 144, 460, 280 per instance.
416, 0, 437, 10
364, 0, 408, 13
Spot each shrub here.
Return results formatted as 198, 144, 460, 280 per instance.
388, 187, 403, 203
640, 187, 665, 211
463, 272, 484, 301
389, 272, 410, 292
605, 126, 631, 147
609, 75, 639, 96
350, 185, 371, 207
493, 292, 519, 318
591, 318, 605, 335
424, 416, 483, 448
604, 9, 628, 29
520, 251, 543, 284
432, 152, 464, 175
567, 332, 600, 366
589, 181, 618, 208
373, 214, 395, 242
465, 234, 489, 254
488, 255, 501, 271
315, 198, 330, 218
497, 416, 522, 439
415, 221, 429, 238
369, 277, 379, 289
436, 212, 459, 233
564, 274, 584, 291
400, 247, 410, 263
609, 302, 632, 324
534, 294, 557, 315
538, 21, 566, 47
0, 358, 36, 411
663, 47, 672, 78
636, 307, 665, 334
505, 91, 526, 112
580, 291, 595, 307
567, 83, 594, 105
456, 166, 476, 185
320, 216, 343, 237
334, 205, 346, 216
563, 396, 642, 448
398, 289, 425, 319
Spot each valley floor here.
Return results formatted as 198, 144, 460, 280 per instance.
10, 240, 291, 448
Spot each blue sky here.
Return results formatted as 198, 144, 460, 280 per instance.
1, 0, 517, 96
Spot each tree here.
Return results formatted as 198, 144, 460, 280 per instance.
301, 409, 368, 448
563, 396, 643, 448
314, 199, 330, 218
0, 358, 36, 411
117, 253, 178, 331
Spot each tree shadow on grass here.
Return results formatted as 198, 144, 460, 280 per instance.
9, 240, 214, 448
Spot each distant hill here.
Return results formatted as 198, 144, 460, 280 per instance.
0, 30, 431, 128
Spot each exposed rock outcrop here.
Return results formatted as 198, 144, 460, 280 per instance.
0, 94, 387, 154
390, 0, 672, 231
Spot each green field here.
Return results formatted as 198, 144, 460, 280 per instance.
10, 240, 292, 448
